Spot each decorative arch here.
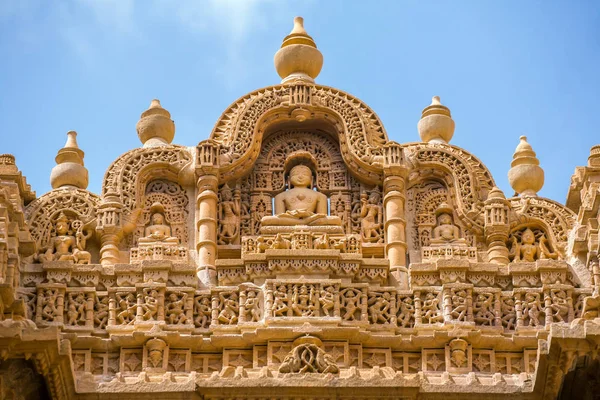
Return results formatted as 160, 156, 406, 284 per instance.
101, 145, 193, 212
25, 188, 100, 247
208, 83, 389, 184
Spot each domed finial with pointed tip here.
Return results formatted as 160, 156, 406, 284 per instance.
417, 96, 455, 143
50, 131, 89, 189
136, 99, 175, 147
274, 16, 323, 83
508, 135, 544, 197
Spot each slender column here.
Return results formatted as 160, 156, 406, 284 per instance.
484, 187, 510, 264
383, 142, 409, 289
97, 191, 124, 265
196, 141, 220, 287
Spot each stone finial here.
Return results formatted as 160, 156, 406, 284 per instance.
417, 96, 455, 144
508, 135, 544, 197
50, 131, 89, 190
136, 99, 175, 147
274, 16, 323, 83
588, 144, 600, 167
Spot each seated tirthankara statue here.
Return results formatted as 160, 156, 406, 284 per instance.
430, 203, 466, 246
261, 162, 342, 233
139, 203, 179, 244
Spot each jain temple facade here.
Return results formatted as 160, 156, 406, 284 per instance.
1, 17, 600, 400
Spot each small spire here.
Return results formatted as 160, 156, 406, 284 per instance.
50, 131, 89, 189
136, 99, 175, 147
417, 96, 455, 144
508, 135, 544, 197
274, 16, 323, 83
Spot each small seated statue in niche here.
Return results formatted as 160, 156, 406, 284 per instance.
139, 202, 178, 244
261, 163, 341, 227
37, 212, 92, 264
430, 203, 466, 245
509, 227, 558, 262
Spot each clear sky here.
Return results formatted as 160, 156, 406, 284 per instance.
1, 1, 599, 203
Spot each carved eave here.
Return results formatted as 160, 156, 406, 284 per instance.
208, 82, 388, 184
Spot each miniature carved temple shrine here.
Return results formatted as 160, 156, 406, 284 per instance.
1, 16, 599, 400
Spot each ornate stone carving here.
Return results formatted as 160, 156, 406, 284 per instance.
278, 337, 339, 374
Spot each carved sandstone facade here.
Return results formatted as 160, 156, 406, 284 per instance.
1, 16, 599, 400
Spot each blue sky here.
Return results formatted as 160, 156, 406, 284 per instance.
1, 1, 599, 203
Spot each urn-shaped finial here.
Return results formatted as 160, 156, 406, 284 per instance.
274, 16, 323, 83
50, 131, 89, 189
508, 135, 544, 197
417, 96, 455, 144
136, 99, 175, 147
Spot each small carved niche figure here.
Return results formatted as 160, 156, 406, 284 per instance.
360, 187, 384, 243
217, 292, 239, 325
431, 203, 464, 245
473, 293, 495, 326
501, 296, 517, 330
509, 227, 558, 262
292, 284, 317, 317
319, 285, 335, 317
261, 160, 342, 227
272, 285, 290, 317
94, 295, 109, 329
217, 184, 240, 245
368, 291, 393, 324
40, 289, 60, 322
139, 202, 178, 244
523, 292, 543, 327
421, 292, 444, 324
37, 212, 92, 264
397, 295, 415, 328
66, 292, 87, 326
243, 289, 261, 322
116, 292, 137, 325
166, 291, 188, 325
193, 295, 211, 329
139, 288, 160, 321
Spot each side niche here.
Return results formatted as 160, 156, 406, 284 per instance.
406, 181, 476, 263
25, 189, 101, 264
129, 179, 190, 248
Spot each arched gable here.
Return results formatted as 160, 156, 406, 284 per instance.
208, 83, 388, 184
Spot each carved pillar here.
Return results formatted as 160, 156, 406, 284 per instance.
484, 187, 510, 264
97, 191, 124, 265
196, 140, 219, 287
383, 142, 409, 289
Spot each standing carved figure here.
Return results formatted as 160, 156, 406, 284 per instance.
194, 296, 211, 329
217, 292, 239, 325
218, 184, 240, 245
360, 189, 383, 243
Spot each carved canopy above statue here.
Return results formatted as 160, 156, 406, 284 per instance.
208, 83, 389, 184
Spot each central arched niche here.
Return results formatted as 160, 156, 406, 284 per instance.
216, 120, 385, 255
